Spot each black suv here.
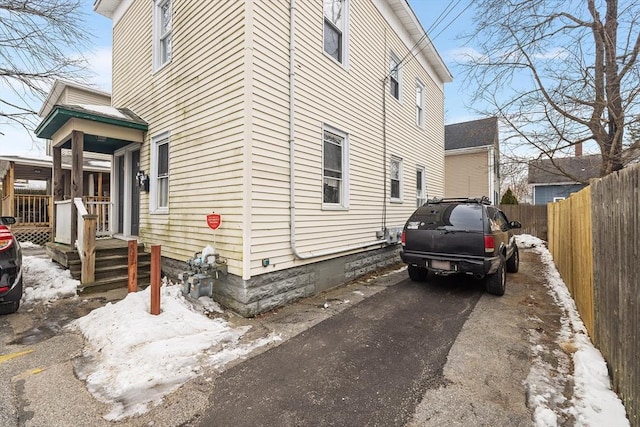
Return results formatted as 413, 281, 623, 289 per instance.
400, 197, 521, 296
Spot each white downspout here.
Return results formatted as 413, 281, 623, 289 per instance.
289, 0, 384, 259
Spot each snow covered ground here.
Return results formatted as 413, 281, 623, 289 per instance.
517, 235, 629, 427
17, 236, 630, 425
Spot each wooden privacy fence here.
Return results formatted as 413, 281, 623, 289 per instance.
546, 188, 594, 337
591, 166, 639, 426
499, 204, 548, 240
547, 164, 640, 426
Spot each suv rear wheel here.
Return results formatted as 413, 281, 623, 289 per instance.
506, 246, 519, 273
408, 265, 428, 282
485, 256, 506, 296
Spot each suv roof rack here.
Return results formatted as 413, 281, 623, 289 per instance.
427, 196, 492, 205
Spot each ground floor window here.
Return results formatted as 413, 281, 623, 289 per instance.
151, 132, 169, 213
323, 125, 349, 208
416, 166, 426, 206
390, 156, 402, 201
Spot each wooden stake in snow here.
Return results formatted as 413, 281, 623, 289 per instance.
150, 245, 161, 315
128, 240, 138, 293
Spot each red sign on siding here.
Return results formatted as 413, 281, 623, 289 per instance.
206, 213, 221, 230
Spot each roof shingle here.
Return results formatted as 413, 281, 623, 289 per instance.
445, 117, 498, 150
528, 154, 602, 184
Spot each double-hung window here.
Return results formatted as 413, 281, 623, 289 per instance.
154, 0, 172, 70
323, 126, 348, 208
416, 166, 426, 207
390, 156, 402, 201
390, 55, 400, 100
416, 80, 425, 127
324, 0, 347, 64
151, 132, 170, 213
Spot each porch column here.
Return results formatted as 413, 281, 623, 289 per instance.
97, 172, 103, 197
2, 162, 15, 216
52, 147, 63, 239
70, 130, 84, 244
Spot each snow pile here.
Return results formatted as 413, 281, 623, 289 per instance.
21, 256, 79, 304
69, 282, 280, 420
517, 235, 629, 427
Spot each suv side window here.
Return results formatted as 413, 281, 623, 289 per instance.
486, 207, 506, 232
494, 210, 509, 231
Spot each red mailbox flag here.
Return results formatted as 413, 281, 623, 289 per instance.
207, 213, 221, 230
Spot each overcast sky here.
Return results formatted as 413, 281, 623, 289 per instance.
0, 0, 477, 156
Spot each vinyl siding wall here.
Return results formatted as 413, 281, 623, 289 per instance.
249, 0, 446, 277
109, 0, 446, 280
533, 183, 587, 205
111, 0, 248, 275
62, 87, 111, 106
444, 150, 489, 198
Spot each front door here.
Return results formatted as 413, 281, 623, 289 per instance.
114, 146, 141, 237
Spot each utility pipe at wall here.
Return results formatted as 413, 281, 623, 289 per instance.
288, 0, 385, 259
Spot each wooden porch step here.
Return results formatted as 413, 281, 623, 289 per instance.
79, 274, 151, 294
46, 239, 153, 292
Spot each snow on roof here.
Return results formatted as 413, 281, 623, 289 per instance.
76, 104, 129, 120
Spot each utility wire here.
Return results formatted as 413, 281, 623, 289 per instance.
385, 0, 467, 79
395, 1, 474, 74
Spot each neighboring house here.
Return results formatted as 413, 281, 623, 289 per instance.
528, 154, 601, 205
444, 117, 500, 204
0, 153, 110, 245
37, 0, 452, 316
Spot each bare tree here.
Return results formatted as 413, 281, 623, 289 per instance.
460, 0, 640, 177
500, 156, 532, 202
0, 0, 90, 134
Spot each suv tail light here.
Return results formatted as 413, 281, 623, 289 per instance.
484, 235, 495, 253
0, 225, 14, 252
401, 231, 406, 246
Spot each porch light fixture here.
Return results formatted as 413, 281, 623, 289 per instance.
136, 170, 149, 192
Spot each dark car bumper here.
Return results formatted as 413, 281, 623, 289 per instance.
0, 258, 23, 302
401, 250, 501, 277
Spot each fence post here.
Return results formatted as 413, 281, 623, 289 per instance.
128, 240, 138, 293
81, 214, 97, 284
150, 245, 161, 315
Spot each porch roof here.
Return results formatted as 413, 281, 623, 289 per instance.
35, 105, 148, 154
0, 154, 110, 181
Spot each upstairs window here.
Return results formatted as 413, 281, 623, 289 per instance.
416, 80, 425, 127
154, 0, 172, 70
390, 55, 400, 100
324, 0, 346, 64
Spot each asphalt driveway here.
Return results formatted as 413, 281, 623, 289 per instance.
190, 276, 483, 426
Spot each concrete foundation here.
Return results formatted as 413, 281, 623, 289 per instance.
161, 245, 402, 317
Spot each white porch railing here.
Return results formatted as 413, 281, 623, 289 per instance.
54, 200, 72, 244
74, 198, 89, 256
54, 197, 112, 244
84, 198, 112, 237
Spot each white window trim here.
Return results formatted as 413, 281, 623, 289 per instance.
150, 131, 170, 214
416, 79, 425, 127
322, 124, 350, 210
416, 165, 426, 207
153, 0, 172, 72
390, 156, 403, 203
553, 196, 566, 202
322, 0, 350, 68
389, 52, 402, 102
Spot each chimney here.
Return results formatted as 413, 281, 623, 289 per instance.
575, 142, 582, 157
